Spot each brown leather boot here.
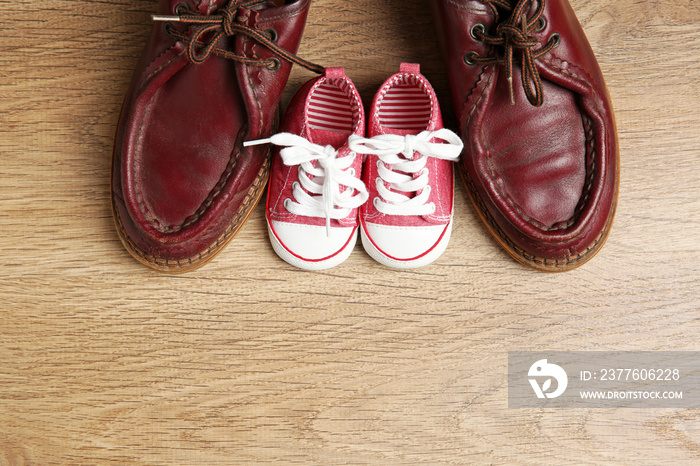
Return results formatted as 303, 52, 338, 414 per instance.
431, 0, 619, 271
112, 0, 321, 272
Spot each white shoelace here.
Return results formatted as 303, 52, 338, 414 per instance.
245, 133, 368, 235
347, 129, 463, 216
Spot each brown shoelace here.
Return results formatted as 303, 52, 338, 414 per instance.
465, 0, 560, 106
154, 0, 323, 74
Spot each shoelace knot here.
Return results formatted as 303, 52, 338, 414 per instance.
245, 133, 368, 236
153, 0, 323, 73
465, 0, 560, 106
348, 129, 463, 217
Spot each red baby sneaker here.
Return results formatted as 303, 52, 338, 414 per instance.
111, 0, 322, 272
349, 63, 463, 269
430, 0, 620, 271
249, 68, 367, 270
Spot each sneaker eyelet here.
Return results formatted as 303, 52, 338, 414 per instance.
470, 23, 485, 41
283, 198, 292, 210
463, 51, 479, 66
264, 28, 278, 42
373, 198, 380, 207
348, 168, 356, 177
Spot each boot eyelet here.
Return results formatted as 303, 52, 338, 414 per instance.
463, 51, 479, 66
267, 58, 281, 71
174, 2, 189, 15
536, 17, 547, 32
470, 23, 485, 41
550, 33, 561, 48
265, 28, 278, 42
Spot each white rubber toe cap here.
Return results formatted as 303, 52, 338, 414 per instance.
268, 220, 358, 270
361, 220, 453, 269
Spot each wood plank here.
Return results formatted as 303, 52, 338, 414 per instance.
1, 0, 699, 463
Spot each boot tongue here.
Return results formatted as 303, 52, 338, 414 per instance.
254, 1, 280, 10
199, 0, 275, 14
197, 0, 223, 15
493, 0, 539, 21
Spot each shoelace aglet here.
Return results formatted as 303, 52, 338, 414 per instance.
507, 75, 515, 106
325, 218, 331, 238
243, 138, 273, 147
152, 15, 182, 22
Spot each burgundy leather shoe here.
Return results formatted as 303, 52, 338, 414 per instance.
430, 0, 619, 271
112, 0, 321, 272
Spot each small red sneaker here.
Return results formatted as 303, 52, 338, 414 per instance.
349, 63, 463, 269
248, 68, 367, 270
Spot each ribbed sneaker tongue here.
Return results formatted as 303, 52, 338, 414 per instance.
305, 128, 353, 192
376, 127, 425, 199
381, 127, 421, 136
308, 128, 350, 150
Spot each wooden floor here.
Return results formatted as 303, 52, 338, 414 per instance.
2, 0, 699, 463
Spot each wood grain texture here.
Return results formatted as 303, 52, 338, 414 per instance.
1, 0, 699, 463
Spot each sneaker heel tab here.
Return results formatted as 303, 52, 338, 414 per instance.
324, 67, 346, 79
400, 63, 420, 75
